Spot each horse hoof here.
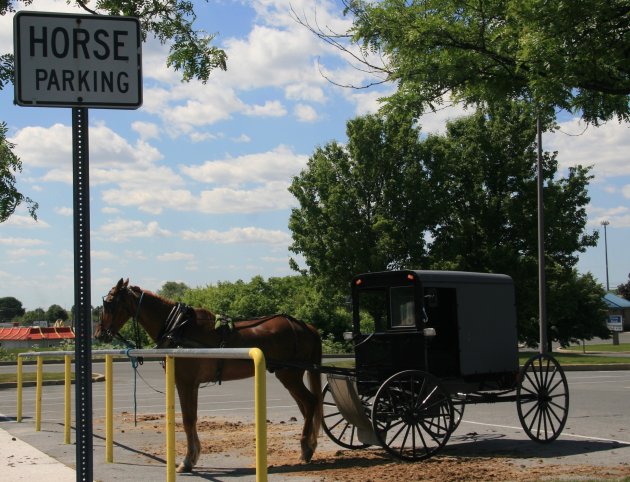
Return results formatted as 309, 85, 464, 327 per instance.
177, 462, 192, 473
300, 448, 314, 464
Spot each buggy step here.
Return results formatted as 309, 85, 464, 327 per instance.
326, 374, 379, 446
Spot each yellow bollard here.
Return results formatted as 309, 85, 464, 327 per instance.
249, 348, 268, 482
165, 356, 176, 482
17, 356, 23, 423
35, 356, 43, 432
64, 354, 71, 444
105, 355, 113, 462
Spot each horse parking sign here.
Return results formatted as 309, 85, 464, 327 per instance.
14, 11, 142, 108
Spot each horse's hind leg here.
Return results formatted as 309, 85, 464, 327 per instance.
275, 369, 318, 463
175, 382, 201, 473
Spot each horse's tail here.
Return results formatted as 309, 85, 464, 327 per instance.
307, 328, 323, 445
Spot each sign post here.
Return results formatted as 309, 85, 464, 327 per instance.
14, 11, 142, 481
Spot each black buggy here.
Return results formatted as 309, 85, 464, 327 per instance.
322, 270, 570, 461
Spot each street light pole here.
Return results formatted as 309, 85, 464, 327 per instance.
601, 220, 618, 345
601, 220, 610, 292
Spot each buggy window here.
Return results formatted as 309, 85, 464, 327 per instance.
356, 285, 416, 332
390, 286, 415, 327
356, 289, 387, 333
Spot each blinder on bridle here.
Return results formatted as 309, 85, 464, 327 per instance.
99, 287, 145, 349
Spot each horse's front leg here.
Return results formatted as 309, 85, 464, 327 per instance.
175, 381, 201, 473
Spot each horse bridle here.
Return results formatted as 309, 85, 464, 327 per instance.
101, 288, 145, 349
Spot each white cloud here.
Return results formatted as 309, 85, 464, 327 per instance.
180, 145, 307, 186
131, 121, 160, 140
1, 215, 50, 228
157, 252, 195, 262
7, 248, 49, 257
294, 104, 319, 122
54, 207, 73, 216
91, 250, 115, 260
198, 182, 295, 213
231, 134, 252, 143
96, 219, 172, 242
0, 237, 45, 246
245, 100, 287, 117
546, 119, 630, 178
285, 83, 326, 103
586, 205, 630, 228
180, 227, 291, 245
101, 188, 195, 214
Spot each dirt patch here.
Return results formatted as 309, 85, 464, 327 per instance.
108, 413, 630, 481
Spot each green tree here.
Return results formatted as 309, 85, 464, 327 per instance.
289, 113, 433, 295
158, 281, 191, 302
0, 296, 25, 323
331, 0, 630, 124
45, 304, 69, 323
182, 275, 351, 338
617, 274, 630, 300
1, 122, 38, 222
289, 108, 600, 345
0, 0, 227, 222
546, 268, 609, 346
14, 307, 45, 326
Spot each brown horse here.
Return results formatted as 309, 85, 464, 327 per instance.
96, 278, 323, 473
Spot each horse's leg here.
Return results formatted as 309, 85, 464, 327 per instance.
175, 381, 201, 473
275, 368, 318, 463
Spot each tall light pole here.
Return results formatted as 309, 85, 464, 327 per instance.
601, 220, 610, 292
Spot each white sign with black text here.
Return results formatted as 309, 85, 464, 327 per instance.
14, 11, 142, 109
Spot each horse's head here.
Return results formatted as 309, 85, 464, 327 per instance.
96, 278, 135, 342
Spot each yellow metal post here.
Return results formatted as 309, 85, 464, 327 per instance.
165, 356, 176, 482
105, 354, 113, 462
64, 354, 71, 444
249, 348, 268, 482
16, 356, 23, 423
35, 356, 43, 431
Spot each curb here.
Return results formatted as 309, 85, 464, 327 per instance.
0, 373, 105, 390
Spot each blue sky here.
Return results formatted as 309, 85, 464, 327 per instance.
1, 0, 629, 311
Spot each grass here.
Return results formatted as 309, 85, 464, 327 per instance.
561, 342, 630, 353
0, 372, 75, 384
323, 352, 630, 370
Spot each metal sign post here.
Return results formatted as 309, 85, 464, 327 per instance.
13, 11, 142, 481
72, 106, 93, 481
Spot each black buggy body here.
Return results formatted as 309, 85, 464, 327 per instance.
323, 270, 569, 461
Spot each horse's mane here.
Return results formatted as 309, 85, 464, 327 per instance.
129, 285, 177, 306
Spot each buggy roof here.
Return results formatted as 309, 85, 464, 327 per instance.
352, 270, 513, 287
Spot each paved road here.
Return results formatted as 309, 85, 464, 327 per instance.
0, 358, 629, 481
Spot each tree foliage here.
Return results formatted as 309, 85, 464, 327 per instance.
289, 108, 603, 344
289, 114, 433, 294
45, 304, 69, 323
158, 281, 190, 302
182, 275, 351, 338
337, 0, 630, 124
0, 296, 25, 323
0, 122, 38, 222
617, 274, 630, 300
0, 0, 227, 222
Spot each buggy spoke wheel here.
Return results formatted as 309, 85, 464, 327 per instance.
451, 395, 466, 432
517, 353, 569, 443
371, 370, 454, 461
322, 383, 371, 449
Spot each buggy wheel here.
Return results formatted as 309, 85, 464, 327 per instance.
371, 370, 454, 461
322, 383, 371, 449
517, 353, 569, 443
451, 395, 466, 432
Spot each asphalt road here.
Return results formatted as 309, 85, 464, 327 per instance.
0, 357, 629, 481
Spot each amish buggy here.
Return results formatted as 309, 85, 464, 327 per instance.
321, 270, 570, 461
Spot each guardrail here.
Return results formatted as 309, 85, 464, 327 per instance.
16, 348, 268, 482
